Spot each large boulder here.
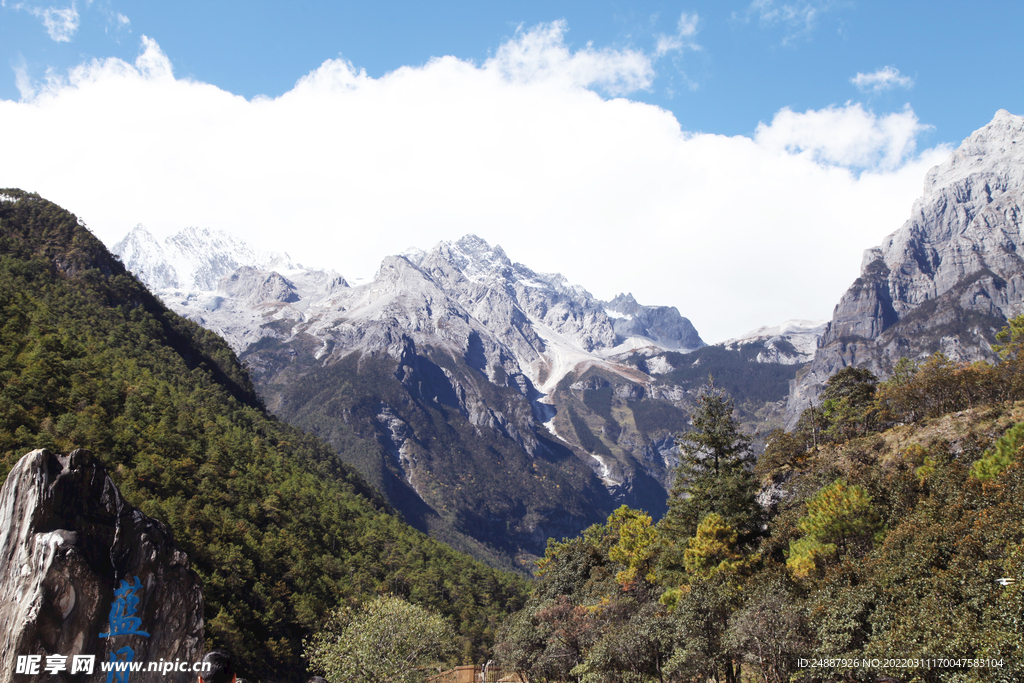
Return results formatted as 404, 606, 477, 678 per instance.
0, 449, 203, 683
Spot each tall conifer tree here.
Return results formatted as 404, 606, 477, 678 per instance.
659, 380, 760, 560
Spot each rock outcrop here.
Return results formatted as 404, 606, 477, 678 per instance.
0, 449, 203, 683
719, 319, 826, 365
786, 110, 1024, 426
602, 293, 704, 350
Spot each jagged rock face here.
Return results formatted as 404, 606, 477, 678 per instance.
0, 449, 203, 683
787, 110, 1024, 426
113, 230, 711, 561
219, 266, 301, 305
603, 293, 704, 350
719, 319, 826, 365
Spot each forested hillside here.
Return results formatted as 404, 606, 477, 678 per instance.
0, 190, 527, 682
496, 342, 1024, 682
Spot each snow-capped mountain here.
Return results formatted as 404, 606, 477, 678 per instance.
719, 319, 827, 365
117, 231, 703, 395
787, 109, 1024, 425
113, 225, 300, 291
113, 230, 711, 564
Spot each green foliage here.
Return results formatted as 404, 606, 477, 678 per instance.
571, 601, 674, 683
724, 572, 809, 683
876, 354, 1004, 424
819, 366, 879, 440
784, 535, 833, 580
659, 381, 760, 558
656, 345, 802, 407
500, 315, 1024, 683
756, 427, 813, 474
682, 513, 746, 578
627, 399, 689, 436
581, 383, 614, 423
568, 406, 613, 457
606, 506, 658, 589
994, 313, 1024, 399
797, 479, 878, 550
972, 421, 1024, 481
787, 479, 879, 578
251, 340, 612, 564
0, 191, 527, 682
663, 574, 744, 683
304, 595, 456, 683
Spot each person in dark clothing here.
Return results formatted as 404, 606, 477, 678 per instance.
198, 650, 236, 683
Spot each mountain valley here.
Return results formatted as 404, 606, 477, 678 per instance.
111, 108, 1024, 571
114, 230, 811, 567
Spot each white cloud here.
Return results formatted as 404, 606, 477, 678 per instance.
13, 57, 34, 100
743, 0, 833, 43
0, 30, 952, 342
4, 1, 80, 41
31, 2, 79, 42
655, 12, 700, 57
485, 21, 653, 96
851, 66, 914, 93
754, 103, 930, 170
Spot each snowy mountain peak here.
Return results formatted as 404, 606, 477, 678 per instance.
922, 109, 1024, 196
432, 234, 514, 283
113, 225, 708, 392
601, 292, 704, 351
719, 319, 826, 365
114, 225, 298, 291
399, 246, 427, 266
725, 319, 828, 344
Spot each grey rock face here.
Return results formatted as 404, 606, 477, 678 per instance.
602, 293, 704, 350
719, 319, 826, 365
218, 267, 300, 305
786, 110, 1024, 426
113, 228, 708, 559
0, 449, 203, 683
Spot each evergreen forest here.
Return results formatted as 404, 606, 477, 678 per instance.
0, 190, 527, 682
494, 350, 1024, 682
4, 189, 1024, 682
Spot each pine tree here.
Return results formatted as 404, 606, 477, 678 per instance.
658, 380, 760, 574
786, 478, 880, 578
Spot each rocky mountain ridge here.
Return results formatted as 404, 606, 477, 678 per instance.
117, 230, 704, 390
114, 231, 741, 562
719, 319, 826, 365
787, 109, 1024, 425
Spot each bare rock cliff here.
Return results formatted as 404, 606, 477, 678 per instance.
0, 449, 203, 683
787, 110, 1024, 426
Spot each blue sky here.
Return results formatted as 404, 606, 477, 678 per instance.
2, 1, 1023, 341
6, 1, 1021, 143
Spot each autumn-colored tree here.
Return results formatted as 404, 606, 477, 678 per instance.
683, 513, 747, 578
787, 479, 880, 578
607, 506, 659, 589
